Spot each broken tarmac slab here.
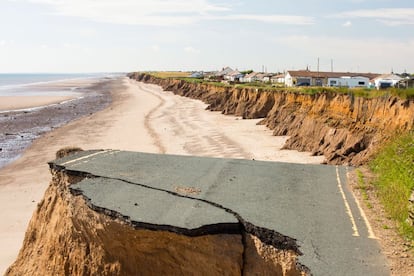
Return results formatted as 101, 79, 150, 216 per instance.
50, 150, 390, 275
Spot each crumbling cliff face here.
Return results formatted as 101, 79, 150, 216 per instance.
6, 168, 306, 276
129, 73, 414, 165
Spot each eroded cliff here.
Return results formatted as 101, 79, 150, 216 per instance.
6, 164, 305, 276
129, 73, 414, 165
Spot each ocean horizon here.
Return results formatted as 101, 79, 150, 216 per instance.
0, 72, 124, 87
0, 73, 124, 97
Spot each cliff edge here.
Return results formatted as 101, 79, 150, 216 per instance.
6, 151, 305, 276
7, 150, 389, 275
129, 73, 414, 165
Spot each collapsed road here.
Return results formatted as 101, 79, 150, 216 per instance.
9, 150, 390, 275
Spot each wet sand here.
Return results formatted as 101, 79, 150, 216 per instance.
0, 96, 76, 111
0, 79, 113, 169
0, 77, 323, 273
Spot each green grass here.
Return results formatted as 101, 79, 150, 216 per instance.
176, 77, 231, 87
356, 169, 373, 209
369, 132, 414, 241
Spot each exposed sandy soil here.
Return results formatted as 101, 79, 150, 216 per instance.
0, 77, 322, 273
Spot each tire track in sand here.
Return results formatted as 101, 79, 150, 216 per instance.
141, 83, 251, 159
138, 83, 167, 154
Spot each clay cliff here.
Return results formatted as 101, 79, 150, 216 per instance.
6, 165, 305, 276
129, 72, 414, 165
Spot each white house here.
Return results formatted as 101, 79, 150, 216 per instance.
285, 70, 380, 87
373, 74, 402, 89
215, 67, 234, 78
241, 72, 260, 82
327, 76, 370, 88
271, 74, 285, 84
262, 74, 274, 83
226, 70, 244, 82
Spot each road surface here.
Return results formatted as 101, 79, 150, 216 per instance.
51, 150, 390, 275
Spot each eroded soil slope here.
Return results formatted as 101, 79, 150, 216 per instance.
129, 73, 414, 165
6, 169, 305, 276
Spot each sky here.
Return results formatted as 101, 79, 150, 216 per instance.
0, 0, 413, 73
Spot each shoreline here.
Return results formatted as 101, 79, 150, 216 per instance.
0, 77, 322, 273
0, 95, 78, 112
0, 78, 114, 169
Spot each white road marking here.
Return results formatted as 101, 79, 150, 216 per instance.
61, 150, 115, 166
346, 168, 378, 239
336, 166, 360, 237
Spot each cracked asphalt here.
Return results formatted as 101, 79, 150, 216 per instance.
51, 150, 390, 275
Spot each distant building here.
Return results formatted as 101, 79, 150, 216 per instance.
373, 74, 402, 89
397, 77, 414, 88
225, 70, 244, 82
190, 72, 204, 78
271, 74, 285, 84
262, 74, 274, 83
327, 76, 370, 88
214, 67, 234, 79
285, 70, 380, 87
241, 72, 260, 83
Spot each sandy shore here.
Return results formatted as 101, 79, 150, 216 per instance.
0, 96, 77, 111
0, 77, 323, 273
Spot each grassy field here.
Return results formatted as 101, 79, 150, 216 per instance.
148, 71, 191, 78
370, 132, 414, 241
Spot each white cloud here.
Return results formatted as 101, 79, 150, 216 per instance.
333, 8, 414, 26
343, 21, 352, 27
22, 0, 314, 26
26, 0, 229, 26
184, 46, 200, 54
0, 40, 5, 46
210, 14, 314, 25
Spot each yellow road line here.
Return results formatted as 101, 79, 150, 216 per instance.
346, 168, 378, 239
336, 166, 360, 237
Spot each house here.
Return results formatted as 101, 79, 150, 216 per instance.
397, 77, 414, 88
285, 70, 380, 87
373, 74, 402, 89
225, 70, 244, 82
255, 73, 268, 82
271, 74, 285, 84
190, 72, 204, 78
241, 72, 260, 83
327, 76, 370, 88
262, 74, 274, 83
212, 67, 234, 80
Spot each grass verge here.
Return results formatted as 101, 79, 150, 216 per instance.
356, 169, 373, 209
369, 132, 414, 241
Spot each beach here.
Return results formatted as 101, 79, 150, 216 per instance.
0, 77, 323, 273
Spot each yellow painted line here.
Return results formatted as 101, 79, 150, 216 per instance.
336, 166, 360, 237
61, 150, 114, 166
346, 168, 378, 239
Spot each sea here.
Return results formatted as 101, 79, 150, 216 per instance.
0, 73, 119, 97
0, 73, 122, 168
